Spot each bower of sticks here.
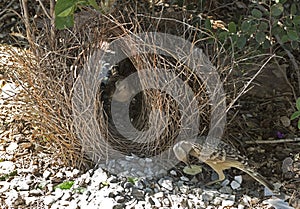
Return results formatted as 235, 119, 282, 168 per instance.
8, 2, 250, 170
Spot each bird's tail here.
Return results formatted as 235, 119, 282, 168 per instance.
242, 168, 275, 191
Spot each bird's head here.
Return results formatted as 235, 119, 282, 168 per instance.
173, 141, 194, 166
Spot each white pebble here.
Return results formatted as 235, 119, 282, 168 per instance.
6, 142, 18, 152
231, 175, 242, 190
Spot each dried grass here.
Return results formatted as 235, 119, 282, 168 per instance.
7, 3, 253, 170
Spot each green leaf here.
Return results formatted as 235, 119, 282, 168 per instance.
55, 181, 74, 190
236, 35, 247, 49
231, 34, 238, 42
285, 18, 293, 27
291, 41, 299, 50
127, 177, 138, 184
55, 15, 74, 30
293, 16, 300, 25
296, 98, 300, 110
298, 119, 300, 129
291, 3, 297, 15
249, 24, 258, 34
218, 31, 229, 41
88, 0, 101, 11
57, 5, 75, 17
251, 9, 262, 18
291, 111, 300, 120
280, 34, 290, 43
255, 31, 266, 44
228, 22, 236, 33
271, 25, 281, 34
258, 22, 269, 31
183, 165, 202, 175
55, 0, 78, 17
271, 4, 283, 17
287, 30, 299, 41
262, 39, 271, 49
205, 19, 212, 30
241, 21, 251, 32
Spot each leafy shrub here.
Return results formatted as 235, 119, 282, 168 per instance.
291, 98, 300, 129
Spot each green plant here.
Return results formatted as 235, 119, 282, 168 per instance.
0, 170, 18, 181
195, 0, 300, 55
55, 0, 116, 30
54, 180, 74, 190
291, 97, 300, 129
127, 176, 138, 184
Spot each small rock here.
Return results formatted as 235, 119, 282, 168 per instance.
221, 179, 230, 187
144, 188, 154, 194
145, 158, 152, 163
180, 176, 189, 181
90, 171, 108, 190
158, 178, 173, 191
6, 142, 18, 152
65, 170, 74, 178
67, 199, 80, 209
134, 179, 145, 190
25, 196, 37, 205
231, 175, 242, 190
222, 199, 235, 207
99, 198, 115, 209
29, 189, 43, 196
115, 195, 126, 203
131, 188, 144, 201
18, 181, 30, 191
123, 182, 133, 189
154, 191, 164, 199
212, 197, 223, 206
280, 116, 290, 127
0, 182, 10, 193
43, 170, 52, 180
47, 183, 54, 193
44, 195, 56, 205
238, 204, 245, 209
202, 191, 215, 202
13, 194, 25, 206
169, 170, 177, 176
179, 184, 189, 194
241, 195, 251, 207
61, 191, 72, 201
219, 186, 233, 194
149, 197, 161, 207
54, 188, 64, 200
0, 161, 15, 174
55, 172, 64, 179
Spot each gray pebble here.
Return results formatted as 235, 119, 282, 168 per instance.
123, 182, 133, 189
115, 195, 126, 203
180, 176, 189, 181
131, 188, 144, 201
202, 191, 215, 202
219, 186, 233, 194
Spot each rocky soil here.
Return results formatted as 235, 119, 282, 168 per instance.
0, 72, 297, 209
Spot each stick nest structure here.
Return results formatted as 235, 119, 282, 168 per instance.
8, 2, 230, 170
